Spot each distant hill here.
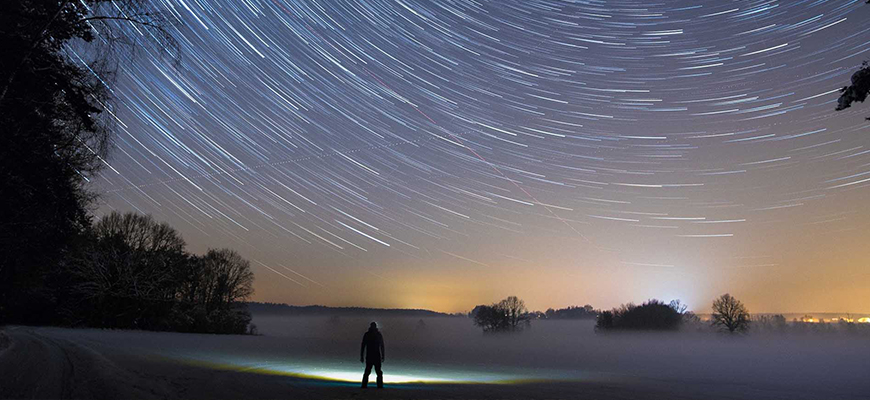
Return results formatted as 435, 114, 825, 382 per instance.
245, 302, 457, 317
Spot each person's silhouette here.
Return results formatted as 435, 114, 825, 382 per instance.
360, 321, 385, 388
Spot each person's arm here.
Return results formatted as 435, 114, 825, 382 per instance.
360, 335, 366, 363
379, 334, 385, 361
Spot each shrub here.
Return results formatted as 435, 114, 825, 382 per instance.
544, 305, 597, 319
596, 299, 683, 331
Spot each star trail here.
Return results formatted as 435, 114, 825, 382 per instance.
95, 0, 870, 312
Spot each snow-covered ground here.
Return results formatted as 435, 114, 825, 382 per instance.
1, 316, 868, 399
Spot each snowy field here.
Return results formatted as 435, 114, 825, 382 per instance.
1, 315, 869, 399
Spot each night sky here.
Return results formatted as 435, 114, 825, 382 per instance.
95, 0, 870, 313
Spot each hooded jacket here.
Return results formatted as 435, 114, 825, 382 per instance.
361, 327, 385, 362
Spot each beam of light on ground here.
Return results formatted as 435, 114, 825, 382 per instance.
164, 353, 536, 385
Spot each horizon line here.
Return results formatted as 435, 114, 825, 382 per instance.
248, 301, 870, 316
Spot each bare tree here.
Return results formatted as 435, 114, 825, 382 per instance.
472, 305, 503, 333
92, 211, 186, 305
473, 296, 530, 333
198, 249, 254, 310
498, 296, 530, 331
67, 211, 186, 327
65, 212, 254, 333
93, 212, 186, 254
711, 293, 751, 333
1, 0, 177, 103
669, 299, 688, 314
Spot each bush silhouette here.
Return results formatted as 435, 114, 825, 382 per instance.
596, 299, 683, 331
545, 305, 597, 319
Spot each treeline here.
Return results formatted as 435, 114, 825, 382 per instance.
471, 294, 869, 336
5, 211, 255, 334
541, 305, 597, 320
469, 298, 600, 333
1, 1, 207, 331
595, 295, 744, 333
469, 304, 597, 322
247, 302, 455, 317
468, 294, 743, 334
751, 314, 870, 335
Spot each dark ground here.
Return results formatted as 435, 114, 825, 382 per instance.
2, 324, 868, 400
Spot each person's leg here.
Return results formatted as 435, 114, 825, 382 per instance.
374, 362, 383, 388
362, 362, 373, 388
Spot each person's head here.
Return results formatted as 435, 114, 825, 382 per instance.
369, 322, 377, 329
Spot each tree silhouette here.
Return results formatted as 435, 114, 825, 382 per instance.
63, 212, 254, 333
753, 314, 787, 332
0, 0, 175, 324
197, 249, 255, 311
472, 304, 503, 332
66, 212, 187, 328
498, 296, 530, 331
187, 249, 254, 333
835, 2, 870, 118
711, 293, 751, 333
837, 61, 870, 119
595, 299, 683, 331
472, 295, 530, 333
544, 305, 597, 319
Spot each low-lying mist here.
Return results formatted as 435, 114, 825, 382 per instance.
251, 314, 870, 391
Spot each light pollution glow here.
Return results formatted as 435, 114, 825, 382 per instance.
97, 0, 870, 314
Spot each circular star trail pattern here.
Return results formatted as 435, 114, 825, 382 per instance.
95, 0, 870, 306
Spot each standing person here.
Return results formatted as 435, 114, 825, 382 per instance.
360, 322, 385, 388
